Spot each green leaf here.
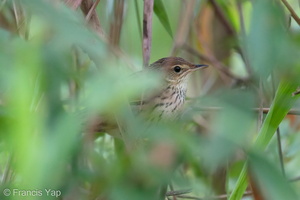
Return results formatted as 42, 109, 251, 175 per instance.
249, 152, 298, 200
246, 0, 288, 78
254, 81, 298, 149
153, 0, 173, 38
229, 80, 299, 200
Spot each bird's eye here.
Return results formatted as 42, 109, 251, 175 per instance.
173, 66, 181, 73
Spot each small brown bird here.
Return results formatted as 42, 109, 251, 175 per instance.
136, 57, 208, 121
89, 57, 208, 134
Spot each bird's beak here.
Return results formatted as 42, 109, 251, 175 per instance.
191, 64, 208, 71
195, 64, 208, 68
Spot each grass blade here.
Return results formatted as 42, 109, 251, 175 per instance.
229, 80, 299, 200
153, 0, 173, 38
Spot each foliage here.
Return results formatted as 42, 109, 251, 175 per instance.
0, 0, 300, 200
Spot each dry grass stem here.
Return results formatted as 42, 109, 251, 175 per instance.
143, 0, 154, 67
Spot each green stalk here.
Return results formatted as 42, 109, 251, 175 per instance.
229, 80, 298, 200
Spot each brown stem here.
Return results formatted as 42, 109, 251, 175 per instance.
197, 107, 300, 115
281, 0, 300, 26
183, 44, 247, 82
276, 128, 286, 176
208, 0, 235, 36
143, 0, 154, 67
166, 189, 191, 197
81, 0, 104, 38
64, 0, 82, 9
257, 80, 264, 129
173, 191, 252, 200
208, 0, 252, 78
86, 0, 101, 21
109, 0, 125, 47
78, 0, 135, 69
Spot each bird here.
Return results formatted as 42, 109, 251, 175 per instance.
134, 57, 208, 121
87, 57, 208, 135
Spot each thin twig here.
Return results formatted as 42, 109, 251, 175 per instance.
64, 0, 82, 9
169, 183, 177, 200
166, 189, 191, 197
143, 0, 154, 67
182, 44, 247, 82
109, 0, 125, 47
276, 128, 286, 177
260, 108, 300, 115
208, 0, 251, 78
86, 0, 101, 21
175, 191, 252, 200
208, 0, 235, 35
289, 176, 300, 182
78, 0, 136, 70
81, 0, 105, 38
281, 0, 300, 26
257, 80, 264, 129
196, 107, 300, 115
292, 88, 300, 96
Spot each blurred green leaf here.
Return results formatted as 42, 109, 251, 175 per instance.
22, 0, 105, 65
153, 0, 173, 38
246, 0, 291, 78
249, 152, 298, 200
198, 90, 255, 171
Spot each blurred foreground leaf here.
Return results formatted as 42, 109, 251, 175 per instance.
248, 152, 298, 200
247, 0, 291, 78
196, 90, 255, 171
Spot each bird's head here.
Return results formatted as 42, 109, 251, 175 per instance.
148, 57, 208, 84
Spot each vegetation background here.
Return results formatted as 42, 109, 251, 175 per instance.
0, 0, 300, 199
